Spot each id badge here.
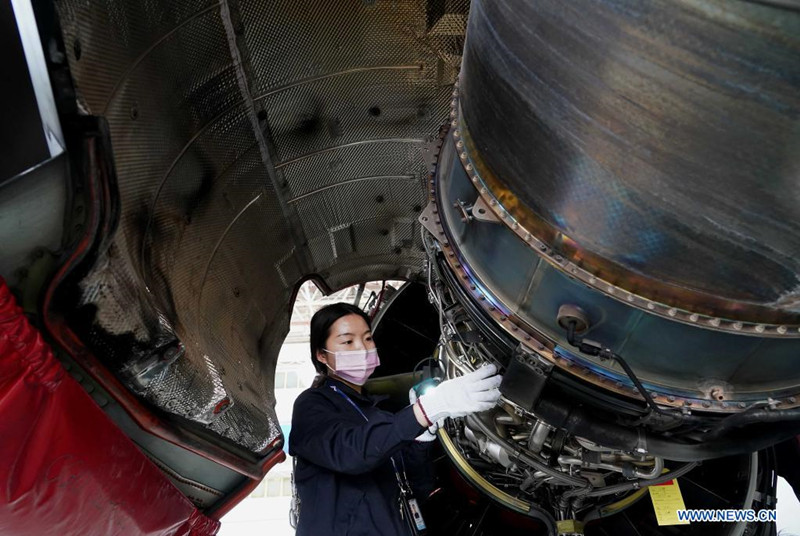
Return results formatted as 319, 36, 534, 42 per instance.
407, 497, 427, 531
399, 492, 427, 535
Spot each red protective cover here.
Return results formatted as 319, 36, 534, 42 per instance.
0, 278, 220, 536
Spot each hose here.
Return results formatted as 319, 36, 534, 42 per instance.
706, 407, 800, 440
535, 396, 800, 462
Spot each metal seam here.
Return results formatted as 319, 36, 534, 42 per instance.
102, 4, 220, 114
199, 192, 263, 302
219, 0, 297, 244
275, 138, 426, 169
287, 174, 416, 204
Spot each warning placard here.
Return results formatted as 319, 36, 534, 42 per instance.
650, 479, 690, 526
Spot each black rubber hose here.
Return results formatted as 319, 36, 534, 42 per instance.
705, 407, 800, 440
534, 397, 800, 462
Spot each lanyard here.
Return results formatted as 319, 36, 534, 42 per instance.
329, 383, 428, 535
328, 385, 413, 491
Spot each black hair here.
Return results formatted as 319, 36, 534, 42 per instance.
309, 302, 372, 376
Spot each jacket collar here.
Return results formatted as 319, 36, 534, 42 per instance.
325, 376, 372, 403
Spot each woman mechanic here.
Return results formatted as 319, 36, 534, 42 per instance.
289, 302, 502, 536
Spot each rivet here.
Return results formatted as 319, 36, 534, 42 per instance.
790, 397, 797, 403
465, 163, 473, 171
480, 187, 487, 194
589, 276, 597, 284
526, 234, 532, 242
738, 402, 747, 409
689, 314, 699, 322
471, 176, 478, 183
512, 222, 519, 230
627, 294, 635, 302
755, 325, 765, 333
454, 130, 461, 138
667, 308, 677, 317
709, 318, 720, 327
606, 286, 614, 293
459, 153, 467, 161
450, 110, 456, 118
490, 199, 497, 206
470, 285, 476, 290
452, 90, 458, 97
702, 401, 711, 408
500, 316, 507, 322
777, 326, 787, 334
647, 303, 655, 310
667, 395, 676, 402
479, 296, 485, 301
733, 322, 743, 330
451, 120, 457, 127
456, 140, 464, 149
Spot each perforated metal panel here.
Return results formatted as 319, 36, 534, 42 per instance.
56, 0, 466, 451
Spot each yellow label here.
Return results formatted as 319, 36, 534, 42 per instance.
649, 479, 690, 526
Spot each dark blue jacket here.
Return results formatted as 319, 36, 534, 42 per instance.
289, 377, 430, 536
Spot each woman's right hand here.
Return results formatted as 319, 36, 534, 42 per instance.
416, 364, 502, 425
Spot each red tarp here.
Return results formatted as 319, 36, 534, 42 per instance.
0, 278, 220, 536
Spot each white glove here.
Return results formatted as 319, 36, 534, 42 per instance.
417, 364, 502, 425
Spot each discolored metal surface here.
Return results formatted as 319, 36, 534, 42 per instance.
54, 0, 467, 451
433, 127, 800, 409
460, 0, 800, 324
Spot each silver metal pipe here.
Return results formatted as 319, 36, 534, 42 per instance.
528, 421, 551, 454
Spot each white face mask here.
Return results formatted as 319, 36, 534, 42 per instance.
322, 348, 380, 386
